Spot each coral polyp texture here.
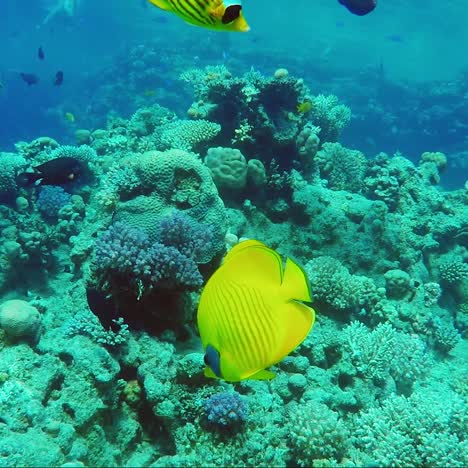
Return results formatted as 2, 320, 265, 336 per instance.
0, 64, 466, 468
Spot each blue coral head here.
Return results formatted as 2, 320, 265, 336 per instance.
204, 391, 248, 431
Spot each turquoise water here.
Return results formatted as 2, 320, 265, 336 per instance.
0, 1, 466, 466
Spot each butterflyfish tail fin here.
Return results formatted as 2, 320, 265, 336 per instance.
271, 300, 315, 365
281, 257, 312, 303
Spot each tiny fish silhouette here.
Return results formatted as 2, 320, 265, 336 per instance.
54, 70, 64, 86
38, 46, 45, 60
20, 73, 39, 86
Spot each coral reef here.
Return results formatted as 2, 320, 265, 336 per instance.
0, 67, 466, 468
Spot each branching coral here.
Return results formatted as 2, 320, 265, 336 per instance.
308, 94, 352, 142
342, 321, 430, 391
287, 400, 350, 466
315, 142, 367, 192
352, 388, 467, 467
92, 213, 211, 294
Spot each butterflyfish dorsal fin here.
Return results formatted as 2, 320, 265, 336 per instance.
221, 240, 283, 285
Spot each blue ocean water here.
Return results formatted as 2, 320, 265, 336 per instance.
0, 1, 466, 466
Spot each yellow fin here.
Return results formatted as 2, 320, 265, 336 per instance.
221, 240, 283, 285
281, 257, 312, 302
271, 301, 315, 365
204, 367, 219, 379
147, 0, 172, 11
248, 369, 276, 380
223, 240, 268, 265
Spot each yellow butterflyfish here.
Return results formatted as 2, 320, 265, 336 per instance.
197, 240, 315, 382
297, 100, 313, 114
147, 0, 250, 32
65, 112, 75, 123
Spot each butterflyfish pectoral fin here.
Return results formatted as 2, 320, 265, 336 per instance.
147, 0, 172, 11
249, 369, 276, 380
281, 257, 312, 303
204, 367, 219, 379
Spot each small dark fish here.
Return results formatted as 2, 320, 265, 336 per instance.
20, 72, 39, 86
385, 34, 404, 43
38, 46, 45, 60
338, 0, 377, 16
54, 70, 64, 86
16, 157, 84, 187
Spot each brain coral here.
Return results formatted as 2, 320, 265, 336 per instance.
114, 149, 226, 262
205, 147, 248, 190
0, 299, 41, 340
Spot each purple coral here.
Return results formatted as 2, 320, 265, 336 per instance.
158, 211, 213, 261
94, 218, 204, 291
37, 185, 71, 218
204, 391, 248, 429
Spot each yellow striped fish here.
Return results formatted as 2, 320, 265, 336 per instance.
147, 0, 250, 32
197, 240, 315, 382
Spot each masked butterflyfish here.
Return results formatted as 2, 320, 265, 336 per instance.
147, 0, 250, 32
197, 240, 315, 382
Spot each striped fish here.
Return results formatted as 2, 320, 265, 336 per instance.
197, 240, 315, 382
147, 0, 250, 32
